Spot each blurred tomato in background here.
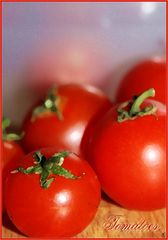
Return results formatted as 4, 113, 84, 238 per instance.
22, 84, 112, 155
115, 58, 166, 103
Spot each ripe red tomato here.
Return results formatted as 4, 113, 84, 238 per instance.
3, 141, 24, 210
22, 84, 112, 155
116, 58, 166, 103
3, 141, 24, 176
2, 118, 24, 171
88, 89, 166, 210
5, 148, 101, 237
2, 118, 24, 211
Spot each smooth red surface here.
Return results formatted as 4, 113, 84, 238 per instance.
116, 59, 166, 103
5, 148, 101, 238
22, 84, 112, 155
88, 100, 166, 210
2, 141, 24, 210
2, 141, 24, 172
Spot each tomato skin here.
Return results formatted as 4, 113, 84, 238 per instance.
88, 100, 166, 211
5, 148, 101, 237
22, 84, 112, 155
2, 141, 24, 171
116, 59, 166, 103
2, 141, 24, 210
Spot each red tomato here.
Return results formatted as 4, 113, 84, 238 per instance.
2, 118, 24, 179
88, 89, 166, 210
22, 84, 112, 155
3, 141, 24, 178
116, 59, 166, 103
2, 118, 25, 211
3, 142, 24, 210
5, 148, 101, 237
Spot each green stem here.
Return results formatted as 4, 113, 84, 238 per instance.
130, 88, 155, 116
12, 151, 80, 189
117, 88, 157, 122
32, 87, 63, 121
2, 117, 24, 141
2, 118, 11, 131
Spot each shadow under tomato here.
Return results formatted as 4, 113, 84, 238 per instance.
101, 191, 122, 208
2, 211, 25, 236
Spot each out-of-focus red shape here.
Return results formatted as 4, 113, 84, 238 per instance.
115, 57, 166, 103
22, 84, 113, 156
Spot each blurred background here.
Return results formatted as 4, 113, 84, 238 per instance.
2, 2, 166, 126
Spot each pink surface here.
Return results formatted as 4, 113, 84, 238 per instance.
2, 2, 166, 126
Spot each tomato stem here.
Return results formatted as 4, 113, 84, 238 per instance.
2, 117, 24, 141
2, 117, 11, 131
117, 88, 157, 122
130, 88, 155, 116
32, 87, 63, 121
12, 151, 80, 189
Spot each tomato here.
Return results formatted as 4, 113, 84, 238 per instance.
5, 148, 101, 237
116, 58, 166, 103
88, 89, 166, 210
2, 118, 24, 210
3, 141, 24, 210
3, 141, 24, 176
22, 84, 112, 155
2, 118, 24, 176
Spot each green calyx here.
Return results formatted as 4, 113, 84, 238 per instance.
2, 117, 24, 141
32, 87, 63, 121
117, 88, 157, 123
12, 151, 79, 189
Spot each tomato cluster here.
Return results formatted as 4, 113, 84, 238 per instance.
3, 59, 166, 238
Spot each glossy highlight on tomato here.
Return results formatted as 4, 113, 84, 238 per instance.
5, 148, 101, 238
22, 84, 112, 155
88, 89, 166, 210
